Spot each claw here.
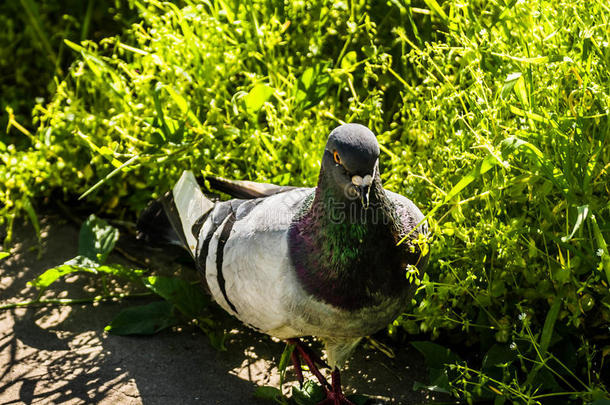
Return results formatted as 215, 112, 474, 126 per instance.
317, 368, 355, 405
285, 340, 354, 405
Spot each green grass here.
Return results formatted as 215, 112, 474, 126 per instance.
1, 0, 609, 403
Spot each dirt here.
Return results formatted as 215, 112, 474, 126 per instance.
0, 214, 445, 405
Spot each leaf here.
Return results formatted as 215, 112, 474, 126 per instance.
340, 51, 358, 71
500, 72, 522, 99
278, 343, 295, 385
97, 263, 146, 281
290, 381, 325, 405
0, 252, 10, 261
253, 386, 283, 402
22, 197, 41, 242
78, 214, 119, 263
105, 301, 177, 335
28, 255, 143, 290
143, 276, 209, 318
412, 380, 450, 394
562, 205, 589, 242
294, 65, 330, 110
411, 341, 462, 393
29, 255, 100, 290
591, 215, 610, 284
444, 154, 499, 203
482, 344, 517, 369
540, 299, 562, 353
243, 84, 274, 115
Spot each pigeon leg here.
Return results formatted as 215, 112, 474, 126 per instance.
290, 348, 304, 387
317, 368, 355, 405
287, 338, 331, 390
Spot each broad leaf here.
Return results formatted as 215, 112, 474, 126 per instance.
143, 276, 209, 318
0, 252, 10, 260
482, 344, 517, 369
105, 301, 177, 335
78, 214, 119, 263
244, 84, 274, 115
29, 255, 100, 290
253, 386, 284, 402
294, 64, 330, 110
500, 72, 522, 99
411, 341, 462, 393
411, 341, 462, 369
290, 381, 325, 405
29, 256, 145, 290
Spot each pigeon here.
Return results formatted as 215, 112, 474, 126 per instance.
137, 123, 429, 404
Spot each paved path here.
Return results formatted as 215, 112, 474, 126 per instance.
0, 215, 440, 404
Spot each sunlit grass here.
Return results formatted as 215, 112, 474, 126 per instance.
1, 0, 609, 402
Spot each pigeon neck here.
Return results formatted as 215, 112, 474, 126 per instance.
288, 169, 410, 310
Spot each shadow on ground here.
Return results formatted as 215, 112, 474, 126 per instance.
0, 215, 444, 404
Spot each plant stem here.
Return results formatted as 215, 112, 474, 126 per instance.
0, 291, 154, 310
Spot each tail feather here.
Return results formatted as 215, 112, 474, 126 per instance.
137, 171, 214, 257
136, 192, 183, 247
204, 175, 296, 199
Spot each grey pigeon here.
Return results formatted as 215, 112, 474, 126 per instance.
137, 123, 429, 404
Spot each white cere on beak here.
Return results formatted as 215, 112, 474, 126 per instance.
362, 174, 373, 186
351, 175, 363, 186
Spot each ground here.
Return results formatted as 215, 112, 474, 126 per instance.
0, 214, 443, 405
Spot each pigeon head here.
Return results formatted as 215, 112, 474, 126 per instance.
321, 123, 380, 208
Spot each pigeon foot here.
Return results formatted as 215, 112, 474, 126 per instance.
317, 368, 355, 405
287, 338, 330, 388
286, 340, 355, 405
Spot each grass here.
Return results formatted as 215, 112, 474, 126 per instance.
1, 0, 609, 403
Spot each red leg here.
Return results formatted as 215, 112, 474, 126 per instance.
317, 368, 355, 405
284, 340, 355, 405
290, 348, 304, 387
287, 338, 331, 389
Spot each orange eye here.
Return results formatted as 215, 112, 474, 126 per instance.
333, 151, 341, 164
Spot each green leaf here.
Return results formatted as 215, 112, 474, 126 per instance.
482, 344, 517, 369
29, 255, 100, 290
290, 381, 325, 405
0, 252, 10, 261
143, 276, 209, 318
411, 342, 462, 368
591, 215, 610, 284
444, 154, 499, 203
97, 263, 146, 281
22, 197, 41, 242
411, 341, 462, 393
28, 255, 143, 291
540, 298, 562, 353
105, 301, 177, 335
243, 84, 274, 115
340, 51, 358, 71
294, 65, 330, 109
562, 205, 589, 242
278, 343, 295, 385
500, 72, 522, 99
78, 214, 119, 263
253, 386, 284, 402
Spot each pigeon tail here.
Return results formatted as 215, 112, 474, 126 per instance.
137, 171, 214, 257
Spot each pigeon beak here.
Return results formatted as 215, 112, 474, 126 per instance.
352, 174, 374, 209
359, 185, 370, 209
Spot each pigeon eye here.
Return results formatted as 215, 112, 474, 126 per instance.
333, 151, 341, 165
